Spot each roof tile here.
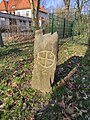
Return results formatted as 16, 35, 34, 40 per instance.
0, 0, 47, 13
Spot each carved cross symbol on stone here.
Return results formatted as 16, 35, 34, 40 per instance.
37, 50, 55, 68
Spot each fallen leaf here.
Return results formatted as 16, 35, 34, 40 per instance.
66, 106, 75, 115
76, 92, 81, 100
59, 100, 65, 109
79, 110, 83, 116
67, 95, 73, 100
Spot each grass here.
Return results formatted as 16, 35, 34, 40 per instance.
0, 34, 90, 120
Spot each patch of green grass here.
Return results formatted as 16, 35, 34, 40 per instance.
0, 34, 90, 120
35, 35, 90, 120
0, 40, 51, 119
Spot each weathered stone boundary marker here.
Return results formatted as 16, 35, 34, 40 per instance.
31, 30, 58, 93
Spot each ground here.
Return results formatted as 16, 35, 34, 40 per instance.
0, 35, 90, 120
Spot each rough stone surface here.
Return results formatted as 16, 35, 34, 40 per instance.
31, 30, 58, 93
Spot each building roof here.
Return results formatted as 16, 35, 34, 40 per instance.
0, 0, 47, 13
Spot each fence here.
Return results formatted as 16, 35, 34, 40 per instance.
48, 13, 75, 40
48, 10, 90, 41
74, 11, 90, 36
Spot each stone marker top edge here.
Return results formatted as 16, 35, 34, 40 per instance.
35, 30, 58, 36
44, 32, 58, 42
35, 30, 43, 35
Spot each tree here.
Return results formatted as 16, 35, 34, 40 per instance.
0, 29, 4, 47
63, 0, 70, 15
29, 0, 36, 32
29, 0, 41, 31
36, 0, 40, 29
3, 0, 9, 13
75, 0, 90, 17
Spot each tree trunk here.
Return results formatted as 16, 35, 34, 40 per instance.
76, 0, 82, 18
3, 0, 9, 13
36, 0, 40, 30
76, 0, 89, 19
29, 0, 36, 32
0, 29, 4, 47
63, 0, 70, 17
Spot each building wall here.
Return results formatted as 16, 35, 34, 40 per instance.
15, 9, 32, 17
39, 11, 47, 20
0, 12, 32, 31
0, 17, 6, 27
1, 9, 47, 20
0, 9, 48, 29
15, 9, 47, 19
15, 9, 48, 27
1, 11, 7, 13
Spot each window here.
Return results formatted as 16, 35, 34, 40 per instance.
23, 21, 26, 25
20, 20, 22, 23
12, 5, 15, 8
22, 11, 25, 16
17, 12, 20, 16
0, 17, 5, 21
26, 11, 29, 17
